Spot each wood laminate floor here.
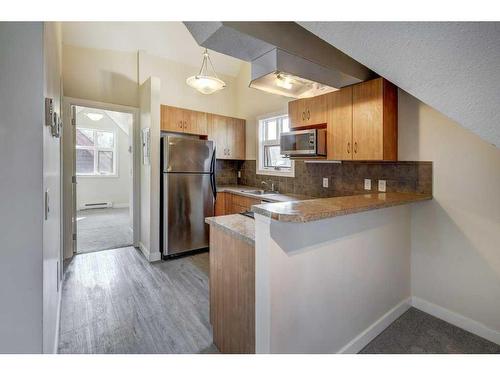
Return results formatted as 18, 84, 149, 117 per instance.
58, 246, 218, 354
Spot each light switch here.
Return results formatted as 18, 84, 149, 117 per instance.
323, 177, 329, 188
364, 179, 371, 190
378, 180, 387, 192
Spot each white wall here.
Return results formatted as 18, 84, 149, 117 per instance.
76, 110, 131, 209
139, 77, 161, 262
63, 44, 138, 107
255, 206, 412, 353
0, 22, 62, 354
0, 21, 44, 354
399, 89, 500, 342
42, 21, 63, 354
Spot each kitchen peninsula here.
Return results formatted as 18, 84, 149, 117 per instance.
206, 191, 432, 354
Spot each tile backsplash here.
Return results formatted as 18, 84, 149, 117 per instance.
217, 159, 432, 198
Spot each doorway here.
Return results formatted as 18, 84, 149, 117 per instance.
62, 99, 139, 258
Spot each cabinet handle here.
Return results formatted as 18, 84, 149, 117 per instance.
179, 121, 183, 129
301, 111, 305, 121
354, 142, 358, 154
184, 121, 187, 129
347, 142, 351, 154
307, 109, 310, 120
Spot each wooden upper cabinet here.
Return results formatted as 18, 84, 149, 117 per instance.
228, 118, 246, 160
161, 105, 185, 132
325, 78, 397, 161
352, 78, 397, 161
326, 86, 353, 160
289, 94, 327, 128
184, 110, 207, 136
208, 114, 246, 160
160, 105, 208, 136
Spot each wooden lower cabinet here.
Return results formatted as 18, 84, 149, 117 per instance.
214, 192, 260, 216
209, 225, 255, 353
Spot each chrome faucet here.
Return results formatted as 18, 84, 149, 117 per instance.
261, 180, 276, 192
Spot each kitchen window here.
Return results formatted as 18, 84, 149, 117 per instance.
257, 113, 294, 177
76, 128, 117, 176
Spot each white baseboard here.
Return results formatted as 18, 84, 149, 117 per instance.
411, 297, 500, 346
138, 241, 161, 262
338, 298, 412, 353
138, 241, 150, 259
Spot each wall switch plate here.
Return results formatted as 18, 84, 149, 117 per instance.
378, 180, 387, 192
323, 177, 329, 188
237, 171, 241, 178
364, 179, 372, 190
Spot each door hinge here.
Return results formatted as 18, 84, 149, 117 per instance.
72, 233, 77, 241
72, 175, 77, 184
71, 117, 76, 126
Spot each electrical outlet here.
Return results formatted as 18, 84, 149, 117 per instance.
322, 177, 329, 188
364, 179, 372, 191
237, 171, 241, 178
378, 180, 387, 192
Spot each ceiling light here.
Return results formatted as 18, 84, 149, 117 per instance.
186, 49, 226, 95
86, 113, 104, 121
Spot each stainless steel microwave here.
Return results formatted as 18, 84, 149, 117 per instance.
280, 129, 327, 157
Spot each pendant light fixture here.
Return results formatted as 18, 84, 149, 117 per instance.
186, 48, 226, 95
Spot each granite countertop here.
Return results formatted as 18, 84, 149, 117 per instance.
205, 214, 255, 245
251, 192, 433, 223
217, 185, 312, 203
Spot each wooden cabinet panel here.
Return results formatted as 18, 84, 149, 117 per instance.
289, 94, 327, 128
208, 114, 228, 159
161, 105, 184, 132
184, 110, 208, 136
214, 192, 227, 216
229, 118, 246, 160
352, 78, 397, 161
161, 105, 208, 135
208, 114, 246, 160
353, 78, 384, 160
327, 87, 353, 160
209, 226, 255, 353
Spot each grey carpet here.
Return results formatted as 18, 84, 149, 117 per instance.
58, 247, 218, 354
77, 208, 133, 253
360, 307, 500, 354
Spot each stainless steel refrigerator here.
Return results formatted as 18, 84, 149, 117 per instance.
161, 135, 216, 257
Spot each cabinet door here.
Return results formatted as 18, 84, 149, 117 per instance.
288, 99, 303, 129
161, 105, 185, 132
215, 192, 227, 216
304, 95, 327, 126
288, 95, 327, 128
352, 79, 384, 160
208, 114, 228, 159
327, 87, 353, 160
184, 110, 208, 136
227, 118, 245, 160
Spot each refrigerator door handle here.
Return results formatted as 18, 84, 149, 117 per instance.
210, 147, 217, 199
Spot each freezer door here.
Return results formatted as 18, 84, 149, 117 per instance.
163, 136, 214, 173
163, 173, 214, 255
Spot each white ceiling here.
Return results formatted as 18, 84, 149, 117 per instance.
300, 22, 500, 148
62, 22, 244, 77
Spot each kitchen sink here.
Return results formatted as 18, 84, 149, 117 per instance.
242, 189, 279, 195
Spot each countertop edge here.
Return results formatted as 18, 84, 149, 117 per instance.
251, 193, 433, 223
205, 215, 255, 245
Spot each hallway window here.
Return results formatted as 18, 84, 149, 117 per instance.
76, 127, 117, 176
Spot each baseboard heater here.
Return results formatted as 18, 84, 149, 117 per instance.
80, 202, 113, 210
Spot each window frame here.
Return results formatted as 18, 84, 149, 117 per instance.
76, 127, 118, 178
256, 112, 295, 178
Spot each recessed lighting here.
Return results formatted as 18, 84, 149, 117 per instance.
86, 113, 103, 121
